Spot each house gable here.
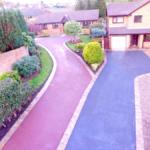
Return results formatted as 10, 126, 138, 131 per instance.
107, 0, 150, 29
128, 1, 150, 29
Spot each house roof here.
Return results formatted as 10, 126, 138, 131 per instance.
107, 0, 150, 16
109, 27, 150, 35
35, 9, 99, 24
20, 8, 45, 17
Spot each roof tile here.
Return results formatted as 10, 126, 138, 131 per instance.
107, 0, 150, 16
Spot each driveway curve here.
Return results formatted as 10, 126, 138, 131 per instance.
66, 51, 150, 150
3, 36, 92, 150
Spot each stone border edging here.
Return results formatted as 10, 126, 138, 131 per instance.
0, 44, 57, 150
57, 55, 107, 150
134, 74, 146, 150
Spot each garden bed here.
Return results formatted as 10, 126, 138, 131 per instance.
0, 47, 53, 140
66, 35, 104, 73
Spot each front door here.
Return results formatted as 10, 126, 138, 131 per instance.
131, 35, 138, 46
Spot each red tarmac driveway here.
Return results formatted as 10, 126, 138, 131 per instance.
3, 36, 92, 150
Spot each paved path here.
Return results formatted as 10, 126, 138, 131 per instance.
3, 37, 92, 150
66, 51, 150, 150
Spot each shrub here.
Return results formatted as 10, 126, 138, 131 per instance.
0, 78, 32, 126
22, 32, 38, 56
13, 55, 41, 78
28, 46, 39, 56
0, 71, 20, 83
75, 43, 86, 51
22, 32, 35, 48
20, 82, 33, 104
83, 42, 104, 64
28, 32, 35, 39
91, 28, 106, 38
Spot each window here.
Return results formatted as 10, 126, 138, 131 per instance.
112, 17, 124, 23
83, 21, 91, 27
43, 24, 47, 29
134, 15, 142, 23
52, 23, 59, 29
28, 16, 32, 19
144, 34, 150, 41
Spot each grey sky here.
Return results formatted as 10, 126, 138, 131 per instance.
7, 0, 75, 4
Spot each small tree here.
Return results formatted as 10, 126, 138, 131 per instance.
64, 20, 82, 42
0, 9, 29, 52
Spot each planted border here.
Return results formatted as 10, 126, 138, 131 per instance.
66, 35, 104, 73
0, 47, 53, 140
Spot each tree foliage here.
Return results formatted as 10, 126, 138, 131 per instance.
75, 0, 106, 18
98, 0, 106, 17
0, 9, 28, 52
64, 20, 82, 38
15, 10, 28, 33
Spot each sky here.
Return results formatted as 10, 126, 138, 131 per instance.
7, 0, 76, 4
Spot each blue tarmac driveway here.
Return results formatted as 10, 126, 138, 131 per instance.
66, 51, 150, 150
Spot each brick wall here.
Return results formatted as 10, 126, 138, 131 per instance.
0, 47, 29, 74
143, 41, 150, 48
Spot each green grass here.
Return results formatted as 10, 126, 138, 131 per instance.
80, 35, 91, 43
29, 47, 53, 90
66, 42, 77, 51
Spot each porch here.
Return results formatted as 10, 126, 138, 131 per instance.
130, 34, 150, 49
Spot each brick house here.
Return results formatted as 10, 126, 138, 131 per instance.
31, 9, 99, 36
107, 0, 150, 50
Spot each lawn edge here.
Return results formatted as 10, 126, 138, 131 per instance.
0, 44, 57, 149
134, 75, 145, 150
57, 53, 107, 150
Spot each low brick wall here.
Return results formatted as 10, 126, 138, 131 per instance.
143, 41, 150, 48
0, 47, 29, 74
136, 74, 150, 150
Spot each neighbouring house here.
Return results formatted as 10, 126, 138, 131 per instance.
29, 9, 99, 36
107, 0, 150, 50
20, 7, 50, 23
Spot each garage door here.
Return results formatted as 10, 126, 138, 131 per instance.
111, 36, 126, 51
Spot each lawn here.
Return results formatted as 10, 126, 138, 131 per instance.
80, 35, 91, 43
29, 47, 53, 90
